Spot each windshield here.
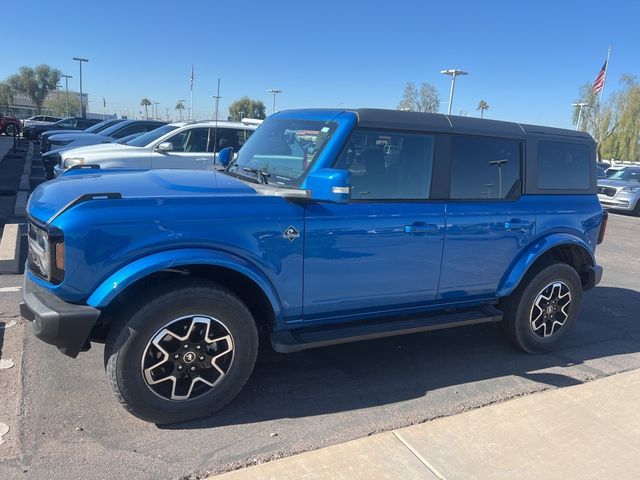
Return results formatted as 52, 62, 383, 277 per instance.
126, 125, 178, 147
609, 168, 640, 183
54, 117, 75, 127
86, 119, 122, 133
229, 118, 338, 186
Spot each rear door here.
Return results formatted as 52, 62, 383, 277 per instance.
151, 127, 214, 169
439, 135, 535, 299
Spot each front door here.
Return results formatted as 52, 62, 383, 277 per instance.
303, 129, 445, 321
152, 127, 214, 170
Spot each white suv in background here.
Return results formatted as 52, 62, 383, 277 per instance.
54, 120, 259, 176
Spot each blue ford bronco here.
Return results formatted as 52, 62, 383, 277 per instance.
20, 109, 607, 423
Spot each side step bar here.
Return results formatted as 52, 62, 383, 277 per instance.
271, 305, 503, 353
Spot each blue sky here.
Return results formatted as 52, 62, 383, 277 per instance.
4, 0, 639, 127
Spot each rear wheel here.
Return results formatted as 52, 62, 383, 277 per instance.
4, 123, 18, 136
105, 279, 258, 424
500, 263, 582, 353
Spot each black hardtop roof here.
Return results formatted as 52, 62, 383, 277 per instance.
352, 108, 593, 141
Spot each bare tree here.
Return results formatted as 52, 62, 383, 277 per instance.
398, 82, 440, 113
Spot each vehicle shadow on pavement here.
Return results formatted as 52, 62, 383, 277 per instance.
161, 285, 640, 430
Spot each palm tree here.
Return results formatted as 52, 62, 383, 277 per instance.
477, 100, 489, 119
140, 98, 152, 119
175, 100, 185, 121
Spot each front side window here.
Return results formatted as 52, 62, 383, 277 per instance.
167, 127, 209, 153
335, 130, 435, 200
450, 136, 521, 199
538, 141, 591, 190
230, 118, 337, 186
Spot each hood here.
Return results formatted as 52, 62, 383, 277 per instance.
40, 128, 74, 136
28, 169, 257, 224
49, 132, 104, 141
598, 179, 640, 188
59, 142, 131, 158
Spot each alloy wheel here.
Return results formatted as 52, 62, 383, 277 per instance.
141, 315, 234, 401
529, 281, 572, 338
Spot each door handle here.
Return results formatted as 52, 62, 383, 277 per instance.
195, 157, 209, 162
404, 224, 438, 234
504, 219, 531, 231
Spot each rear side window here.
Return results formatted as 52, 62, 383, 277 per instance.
538, 141, 590, 190
450, 136, 521, 199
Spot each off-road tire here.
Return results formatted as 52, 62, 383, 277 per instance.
500, 263, 582, 353
105, 278, 258, 424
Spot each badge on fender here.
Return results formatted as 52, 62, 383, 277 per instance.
283, 225, 300, 241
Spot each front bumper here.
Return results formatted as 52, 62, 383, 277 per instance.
598, 194, 638, 211
20, 274, 101, 357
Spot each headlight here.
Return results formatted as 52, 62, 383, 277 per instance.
621, 187, 640, 193
27, 224, 65, 283
64, 157, 84, 168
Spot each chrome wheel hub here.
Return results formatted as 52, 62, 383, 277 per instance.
530, 281, 572, 338
141, 315, 234, 401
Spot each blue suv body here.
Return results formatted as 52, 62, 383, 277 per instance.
20, 109, 606, 423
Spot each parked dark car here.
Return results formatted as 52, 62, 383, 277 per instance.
22, 117, 102, 141
40, 118, 125, 153
0, 113, 21, 136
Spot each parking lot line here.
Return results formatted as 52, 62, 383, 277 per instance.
0, 286, 21, 293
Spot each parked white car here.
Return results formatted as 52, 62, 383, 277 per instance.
54, 120, 258, 176
21, 115, 61, 128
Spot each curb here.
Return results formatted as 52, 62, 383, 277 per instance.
0, 224, 22, 274
19, 142, 34, 192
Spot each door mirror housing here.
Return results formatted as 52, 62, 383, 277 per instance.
156, 142, 173, 152
217, 146, 234, 167
306, 168, 351, 204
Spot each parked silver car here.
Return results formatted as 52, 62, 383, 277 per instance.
597, 166, 640, 213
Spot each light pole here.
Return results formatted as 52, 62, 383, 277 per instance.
440, 69, 467, 115
72, 57, 89, 117
572, 102, 589, 131
489, 159, 508, 198
267, 88, 282, 114
153, 102, 159, 120
485, 183, 495, 199
60, 74, 72, 117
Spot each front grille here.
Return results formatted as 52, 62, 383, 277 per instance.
598, 186, 617, 197
27, 223, 48, 280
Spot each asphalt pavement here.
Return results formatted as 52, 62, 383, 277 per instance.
0, 213, 639, 480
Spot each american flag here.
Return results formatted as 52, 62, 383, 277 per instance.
592, 60, 607, 95
190, 65, 194, 91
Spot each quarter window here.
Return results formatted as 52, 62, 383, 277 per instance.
335, 130, 435, 200
538, 141, 590, 190
450, 136, 521, 199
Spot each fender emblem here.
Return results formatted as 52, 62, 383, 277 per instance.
283, 225, 300, 242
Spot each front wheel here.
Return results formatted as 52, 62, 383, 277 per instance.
105, 279, 258, 424
500, 263, 582, 353
4, 123, 18, 136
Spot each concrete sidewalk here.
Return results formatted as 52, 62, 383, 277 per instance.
213, 369, 640, 479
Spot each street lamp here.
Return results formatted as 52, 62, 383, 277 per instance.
72, 57, 89, 117
572, 102, 589, 131
485, 183, 495, 199
211, 95, 221, 121
60, 74, 72, 117
153, 102, 159, 120
267, 88, 282, 114
489, 159, 508, 198
440, 69, 468, 115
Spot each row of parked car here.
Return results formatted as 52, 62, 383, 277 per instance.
32, 117, 260, 178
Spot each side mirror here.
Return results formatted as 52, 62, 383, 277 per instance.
306, 168, 350, 204
156, 141, 173, 152
217, 146, 234, 167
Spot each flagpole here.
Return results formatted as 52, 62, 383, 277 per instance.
598, 46, 611, 108
189, 65, 194, 121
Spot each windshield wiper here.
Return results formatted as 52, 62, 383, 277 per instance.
242, 167, 270, 184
